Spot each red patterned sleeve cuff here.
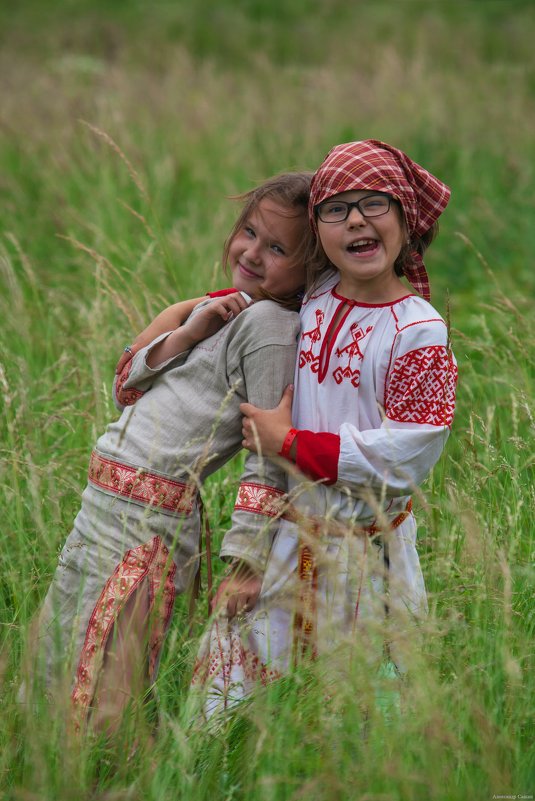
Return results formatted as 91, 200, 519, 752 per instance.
234, 482, 287, 517
295, 430, 340, 485
115, 361, 145, 407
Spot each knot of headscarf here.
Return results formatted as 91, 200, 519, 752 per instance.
309, 139, 451, 301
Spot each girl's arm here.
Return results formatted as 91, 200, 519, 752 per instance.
146, 293, 249, 367
115, 297, 205, 375
113, 292, 249, 410
116, 288, 238, 373
240, 384, 296, 457
214, 303, 301, 615
241, 342, 457, 496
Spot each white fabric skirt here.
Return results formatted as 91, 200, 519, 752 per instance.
192, 512, 427, 717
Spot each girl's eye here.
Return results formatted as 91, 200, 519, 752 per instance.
324, 204, 345, 215
271, 244, 285, 255
362, 196, 389, 209
244, 226, 256, 238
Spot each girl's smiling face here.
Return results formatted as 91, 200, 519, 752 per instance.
228, 198, 306, 299
316, 189, 408, 302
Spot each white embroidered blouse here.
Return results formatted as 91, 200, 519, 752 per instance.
289, 273, 458, 525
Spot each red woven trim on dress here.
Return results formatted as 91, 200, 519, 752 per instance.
291, 500, 412, 663
71, 536, 176, 732
384, 345, 457, 428
292, 538, 318, 665
190, 619, 283, 690
88, 450, 196, 515
365, 499, 412, 537
234, 482, 288, 518
115, 359, 145, 407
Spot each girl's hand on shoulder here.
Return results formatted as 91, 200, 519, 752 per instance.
240, 385, 294, 456
115, 296, 205, 374
136, 293, 252, 370
181, 291, 251, 346
211, 561, 262, 618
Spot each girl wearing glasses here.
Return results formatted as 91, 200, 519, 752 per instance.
191, 140, 458, 714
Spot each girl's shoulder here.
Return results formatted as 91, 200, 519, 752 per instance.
390, 295, 451, 351
231, 299, 301, 344
394, 293, 447, 326
245, 299, 301, 330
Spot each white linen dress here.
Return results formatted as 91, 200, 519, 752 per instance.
192, 274, 458, 715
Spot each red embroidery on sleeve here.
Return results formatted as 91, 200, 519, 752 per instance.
385, 345, 457, 427
115, 359, 145, 407
234, 483, 287, 517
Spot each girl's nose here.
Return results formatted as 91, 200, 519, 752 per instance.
244, 241, 262, 262
346, 206, 366, 226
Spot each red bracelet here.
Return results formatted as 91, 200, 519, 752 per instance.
278, 428, 298, 459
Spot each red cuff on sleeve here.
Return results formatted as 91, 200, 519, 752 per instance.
207, 287, 237, 298
115, 361, 145, 407
295, 430, 340, 485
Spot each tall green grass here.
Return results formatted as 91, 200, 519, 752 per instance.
1, 1, 534, 798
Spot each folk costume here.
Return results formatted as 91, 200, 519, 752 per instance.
192, 142, 458, 715
29, 297, 300, 727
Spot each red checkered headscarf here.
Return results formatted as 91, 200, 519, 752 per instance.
309, 139, 451, 300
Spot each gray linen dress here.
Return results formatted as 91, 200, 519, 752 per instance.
30, 299, 299, 724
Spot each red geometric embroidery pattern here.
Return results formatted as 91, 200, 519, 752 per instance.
88, 451, 196, 515
332, 322, 373, 387
385, 345, 457, 427
191, 620, 282, 691
71, 536, 176, 731
298, 308, 324, 373
234, 482, 287, 518
115, 359, 145, 407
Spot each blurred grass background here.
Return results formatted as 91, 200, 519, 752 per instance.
0, 0, 534, 798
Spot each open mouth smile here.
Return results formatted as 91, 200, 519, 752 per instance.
346, 238, 379, 256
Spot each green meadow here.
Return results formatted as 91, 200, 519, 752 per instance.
1, 0, 534, 798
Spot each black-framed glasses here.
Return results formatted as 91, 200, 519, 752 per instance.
315, 193, 392, 223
